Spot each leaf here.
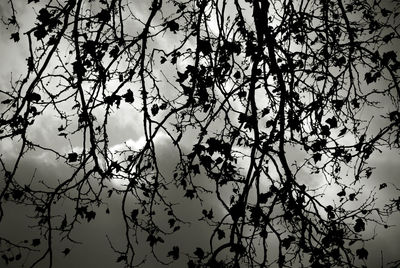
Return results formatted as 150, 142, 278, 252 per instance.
68, 152, 78, 163
72, 61, 86, 76
188, 260, 196, 268
123, 89, 134, 103
85, 211, 96, 222
10, 32, 20, 42
160, 102, 168, 110
167, 20, 179, 33
194, 247, 204, 259
282, 236, 295, 250
167, 246, 179, 260
337, 189, 346, 197
32, 239, 41, 247
382, 50, 397, 66
12, 189, 24, 200
97, 9, 111, 22
320, 125, 331, 136
131, 209, 139, 220
198, 40, 212, 55
389, 111, 400, 121
168, 218, 175, 228
190, 164, 200, 175
184, 189, 195, 199
116, 255, 127, 263
383, 33, 394, 43
230, 202, 245, 221
312, 153, 322, 163
356, 247, 368, 260
27, 92, 41, 102
354, 218, 365, 232
109, 46, 119, 59
379, 183, 387, 190
233, 71, 241, 79
62, 248, 70, 256
34, 26, 47, 40
60, 214, 67, 230
176, 71, 188, 83
203, 209, 213, 220
381, 8, 391, 17
146, 234, 158, 247
238, 90, 246, 98
326, 117, 338, 128
217, 229, 225, 240
259, 192, 273, 203
151, 104, 159, 116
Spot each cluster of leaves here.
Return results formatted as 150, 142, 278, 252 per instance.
1, 0, 400, 267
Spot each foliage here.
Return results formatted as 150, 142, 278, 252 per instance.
1, 0, 400, 267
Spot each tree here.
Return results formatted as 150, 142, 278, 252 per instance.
1, 0, 400, 267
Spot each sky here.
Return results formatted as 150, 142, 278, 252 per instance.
1, 0, 400, 267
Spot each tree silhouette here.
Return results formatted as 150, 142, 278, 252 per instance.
1, 0, 400, 267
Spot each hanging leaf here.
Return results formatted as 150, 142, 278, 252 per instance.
167, 20, 179, 33
68, 153, 78, 163
32, 239, 41, 247
62, 248, 70, 256
123, 89, 134, 103
151, 104, 159, 116
194, 247, 204, 259
356, 247, 368, 260
354, 218, 365, 232
167, 246, 179, 260
116, 255, 127, 263
10, 32, 20, 42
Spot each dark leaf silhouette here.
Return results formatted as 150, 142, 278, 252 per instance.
337, 189, 346, 197
356, 247, 368, 260
217, 229, 225, 240
194, 247, 204, 259
151, 104, 159, 116
116, 255, 127, 263
26, 92, 41, 102
184, 189, 195, 199
282, 236, 295, 250
131, 209, 139, 220
123, 89, 134, 103
10, 32, 20, 42
62, 248, 70, 256
85, 211, 96, 222
32, 239, 40, 247
68, 153, 78, 163
167, 20, 179, 33
60, 214, 67, 230
354, 219, 365, 233
97, 9, 111, 22
258, 192, 273, 203
198, 40, 212, 55
312, 153, 322, 163
167, 246, 179, 260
